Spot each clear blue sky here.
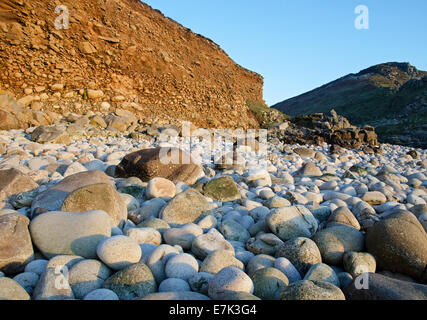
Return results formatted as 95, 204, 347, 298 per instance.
144, 0, 427, 106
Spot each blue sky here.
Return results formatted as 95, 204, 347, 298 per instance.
144, 0, 427, 106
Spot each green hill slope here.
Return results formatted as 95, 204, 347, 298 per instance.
272, 62, 427, 148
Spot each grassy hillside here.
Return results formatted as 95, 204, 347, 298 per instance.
272, 62, 427, 147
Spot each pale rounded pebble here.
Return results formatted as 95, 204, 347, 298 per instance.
165, 253, 199, 280
68, 259, 113, 299
197, 215, 218, 230
163, 223, 203, 250
83, 288, 119, 300
96, 236, 142, 270
125, 227, 162, 245
208, 266, 254, 300
159, 278, 191, 292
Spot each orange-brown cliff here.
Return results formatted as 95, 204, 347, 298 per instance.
0, 0, 265, 129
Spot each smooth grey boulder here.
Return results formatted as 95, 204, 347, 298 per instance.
31, 170, 113, 218
343, 273, 427, 300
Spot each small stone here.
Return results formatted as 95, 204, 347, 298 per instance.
146, 177, 176, 200
96, 236, 142, 271
146, 244, 181, 283
24, 259, 48, 275
361, 191, 387, 205
103, 263, 157, 300
219, 219, 251, 243
163, 224, 203, 250
189, 272, 215, 294
115, 147, 203, 185
191, 230, 235, 260
294, 147, 315, 158
280, 280, 345, 300
246, 254, 276, 277
266, 205, 318, 241
131, 198, 166, 224
159, 278, 191, 292
337, 272, 353, 288
327, 207, 361, 230
251, 267, 289, 300
12, 272, 39, 295
266, 196, 291, 209
33, 267, 74, 300
124, 227, 162, 245
141, 291, 210, 300
87, 89, 104, 99
274, 258, 302, 283
298, 163, 322, 177
0, 277, 30, 300
246, 233, 284, 256
31, 170, 113, 218
275, 237, 322, 276
138, 218, 170, 235
68, 259, 112, 299
83, 288, 119, 300
63, 162, 88, 177
165, 253, 199, 281
313, 225, 365, 266
159, 188, 211, 226
303, 263, 340, 287
208, 266, 254, 300
342, 252, 376, 278
200, 249, 244, 274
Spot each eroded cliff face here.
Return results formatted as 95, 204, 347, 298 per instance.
0, 0, 264, 129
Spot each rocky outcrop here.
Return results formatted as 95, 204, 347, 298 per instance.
269, 110, 379, 149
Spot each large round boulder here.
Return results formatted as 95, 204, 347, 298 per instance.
366, 211, 427, 282
30, 210, 111, 259
61, 183, 127, 228
114, 147, 203, 185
